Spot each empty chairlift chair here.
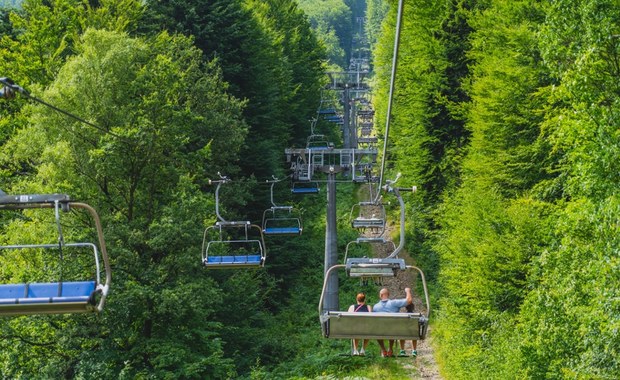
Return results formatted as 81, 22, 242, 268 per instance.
344, 237, 397, 281
350, 201, 386, 233
0, 193, 111, 316
317, 108, 337, 116
306, 134, 333, 151
202, 222, 265, 268
202, 176, 266, 269
262, 178, 302, 236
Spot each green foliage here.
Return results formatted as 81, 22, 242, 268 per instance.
365, 0, 388, 51
3, 0, 619, 378
0, 28, 249, 378
431, 0, 620, 378
0, 0, 143, 85
141, 0, 325, 181
519, 198, 620, 379
297, 0, 353, 68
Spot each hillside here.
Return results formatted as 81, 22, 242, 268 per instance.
1, 0, 619, 379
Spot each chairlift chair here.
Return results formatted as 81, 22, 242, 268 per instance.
319, 262, 430, 341
344, 238, 397, 279
0, 194, 111, 316
306, 134, 333, 151
318, 108, 337, 115
350, 201, 386, 232
262, 178, 302, 236
202, 176, 266, 269
262, 207, 302, 236
319, 175, 428, 341
202, 221, 265, 268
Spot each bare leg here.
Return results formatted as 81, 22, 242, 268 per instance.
377, 340, 388, 356
398, 340, 409, 356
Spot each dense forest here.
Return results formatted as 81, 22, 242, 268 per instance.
0, 0, 619, 379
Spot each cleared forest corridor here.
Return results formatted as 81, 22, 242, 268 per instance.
2, 0, 620, 379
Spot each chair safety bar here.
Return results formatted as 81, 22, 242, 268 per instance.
345, 257, 406, 278
320, 311, 428, 340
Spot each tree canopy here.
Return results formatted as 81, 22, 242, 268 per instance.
1, 0, 620, 378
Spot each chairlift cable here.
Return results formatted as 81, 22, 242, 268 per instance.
377, 0, 405, 200
1, 77, 126, 142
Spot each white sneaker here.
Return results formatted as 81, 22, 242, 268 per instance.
359, 348, 365, 356
352, 349, 360, 356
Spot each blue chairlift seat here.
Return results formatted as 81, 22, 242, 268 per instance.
263, 226, 302, 235
202, 223, 266, 269
205, 254, 263, 266
0, 281, 98, 315
291, 185, 320, 195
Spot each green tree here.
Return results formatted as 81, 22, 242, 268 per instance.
297, 0, 352, 68
142, 0, 324, 182
0, 0, 143, 173
365, 0, 388, 51
517, 0, 620, 377
0, 0, 142, 85
429, 0, 554, 377
246, 0, 326, 146
0, 29, 247, 378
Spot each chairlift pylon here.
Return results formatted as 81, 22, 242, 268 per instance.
0, 193, 111, 316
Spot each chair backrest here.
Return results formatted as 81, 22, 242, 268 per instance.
321, 311, 427, 340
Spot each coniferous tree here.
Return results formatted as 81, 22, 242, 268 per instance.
141, 0, 324, 182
